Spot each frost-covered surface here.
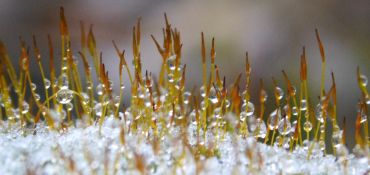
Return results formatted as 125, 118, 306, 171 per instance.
0, 118, 368, 175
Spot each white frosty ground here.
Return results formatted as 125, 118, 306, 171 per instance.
0, 118, 368, 175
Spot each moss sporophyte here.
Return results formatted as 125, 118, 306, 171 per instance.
0, 7, 368, 175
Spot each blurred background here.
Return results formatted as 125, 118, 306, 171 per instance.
0, 0, 369, 148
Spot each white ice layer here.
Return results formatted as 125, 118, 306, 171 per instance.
0, 117, 369, 175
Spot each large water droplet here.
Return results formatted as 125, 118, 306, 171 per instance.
275, 86, 284, 100
200, 86, 206, 98
268, 109, 281, 130
56, 89, 73, 104
81, 92, 90, 105
96, 84, 104, 96
255, 119, 267, 138
166, 55, 176, 71
60, 73, 69, 89
261, 90, 268, 102
359, 74, 368, 86
114, 96, 121, 107
360, 114, 367, 123
315, 103, 324, 123
208, 87, 218, 104
183, 91, 191, 104
242, 101, 254, 116
30, 83, 37, 91
44, 78, 51, 89
21, 101, 29, 114
66, 102, 73, 111
303, 121, 312, 132
34, 93, 41, 101
94, 103, 103, 116
278, 118, 291, 135
300, 99, 307, 111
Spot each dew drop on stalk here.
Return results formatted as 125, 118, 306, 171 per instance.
200, 86, 206, 98
268, 109, 281, 130
261, 90, 268, 102
166, 55, 176, 71
275, 86, 284, 100
240, 111, 247, 122
34, 93, 41, 101
247, 116, 257, 132
278, 118, 291, 135
30, 83, 37, 91
81, 92, 90, 105
56, 89, 73, 104
242, 101, 254, 116
255, 119, 267, 138
360, 114, 367, 123
60, 73, 69, 89
214, 107, 221, 119
359, 74, 368, 86
114, 96, 120, 107
13, 108, 20, 119
94, 103, 103, 116
96, 84, 104, 96
303, 121, 312, 132
332, 129, 342, 146
208, 87, 218, 104
167, 73, 175, 83
315, 103, 324, 123
183, 91, 191, 104
66, 102, 73, 111
292, 106, 298, 116
21, 101, 29, 114
44, 78, 51, 89
300, 99, 307, 111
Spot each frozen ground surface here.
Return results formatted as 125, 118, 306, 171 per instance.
0, 118, 369, 175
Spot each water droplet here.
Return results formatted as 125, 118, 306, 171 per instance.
167, 73, 175, 83
12, 108, 20, 119
208, 87, 218, 104
255, 119, 267, 138
300, 99, 307, 111
247, 116, 257, 131
360, 114, 367, 123
261, 90, 268, 102
96, 84, 104, 96
278, 118, 291, 135
44, 78, 51, 89
224, 100, 230, 108
166, 55, 176, 71
81, 92, 90, 105
359, 74, 368, 86
34, 94, 41, 101
30, 83, 37, 91
200, 86, 206, 98
242, 101, 254, 116
94, 103, 103, 116
315, 103, 324, 123
275, 86, 284, 100
66, 102, 73, 111
21, 101, 29, 114
303, 121, 312, 132
332, 129, 342, 146
60, 73, 69, 89
56, 89, 73, 104
183, 91, 191, 104
268, 109, 281, 130
292, 106, 298, 116
114, 96, 120, 107
240, 111, 247, 122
